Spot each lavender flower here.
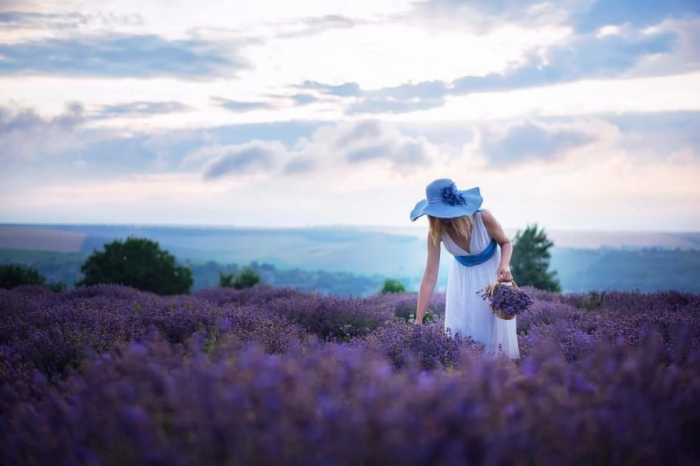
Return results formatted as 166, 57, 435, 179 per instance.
2, 284, 700, 465
477, 282, 534, 319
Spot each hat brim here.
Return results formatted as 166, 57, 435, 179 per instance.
410, 187, 483, 222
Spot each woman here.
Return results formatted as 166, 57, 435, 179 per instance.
410, 178, 520, 360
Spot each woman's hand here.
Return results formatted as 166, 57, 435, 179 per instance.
413, 317, 423, 325
497, 265, 513, 282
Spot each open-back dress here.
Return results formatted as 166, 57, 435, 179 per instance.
441, 210, 520, 360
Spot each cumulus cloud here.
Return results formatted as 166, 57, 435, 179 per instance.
200, 140, 286, 180
0, 102, 85, 159
183, 119, 439, 181
297, 119, 434, 170
475, 118, 605, 165
0, 34, 253, 79
603, 111, 700, 161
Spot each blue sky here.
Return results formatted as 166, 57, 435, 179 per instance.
0, 0, 699, 231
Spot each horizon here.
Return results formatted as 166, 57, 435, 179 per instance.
2, 221, 700, 234
2, 223, 700, 254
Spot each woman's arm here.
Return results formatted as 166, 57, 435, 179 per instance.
415, 232, 441, 324
480, 210, 513, 282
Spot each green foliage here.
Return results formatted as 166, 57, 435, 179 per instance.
219, 271, 236, 288
0, 263, 46, 288
77, 236, 193, 295
567, 291, 607, 311
219, 267, 262, 289
0, 249, 86, 290
45, 281, 68, 292
380, 278, 406, 294
0, 263, 68, 291
511, 224, 561, 292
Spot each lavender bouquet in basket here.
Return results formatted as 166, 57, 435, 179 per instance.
477, 280, 534, 320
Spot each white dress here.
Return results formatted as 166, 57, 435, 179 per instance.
441, 210, 520, 360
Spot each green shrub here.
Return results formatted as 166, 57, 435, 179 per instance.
77, 236, 193, 295
380, 278, 406, 294
0, 263, 46, 288
0, 263, 67, 291
219, 267, 261, 289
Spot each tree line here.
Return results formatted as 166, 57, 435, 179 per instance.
0, 237, 260, 295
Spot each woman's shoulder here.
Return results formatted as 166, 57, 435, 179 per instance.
477, 209, 501, 234
477, 208, 494, 223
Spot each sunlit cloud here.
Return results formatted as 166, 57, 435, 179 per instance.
0, 102, 85, 159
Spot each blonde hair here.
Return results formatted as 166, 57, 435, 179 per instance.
428, 215, 474, 246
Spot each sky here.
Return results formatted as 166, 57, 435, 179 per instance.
1, 0, 699, 231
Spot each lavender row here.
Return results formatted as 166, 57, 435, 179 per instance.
2, 284, 700, 464
3, 329, 699, 465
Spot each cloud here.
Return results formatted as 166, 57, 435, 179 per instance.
294, 24, 681, 116
408, 0, 574, 33
184, 119, 438, 180
573, 0, 700, 33
275, 14, 364, 38
95, 101, 193, 118
299, 119, 434, 170
294, 80, 448, 114
603, 110, 700, 161
414, 0, 700, 33
288, 93, 318, 105
296, 81, 362, 97
0, 102, 85, 159
629, 18, 700, 77
283, 156, 315, 174
452, 27, 675, 91
200, 140, 286, 180
212, 93, 320, 113
0, 0, 42, 13
0, 11, 143, 30
211, 96, 274, 112
476, 118, 602, 165
0, 34, 253, 79
347, 80, 448, 114
345, 140, 427, 165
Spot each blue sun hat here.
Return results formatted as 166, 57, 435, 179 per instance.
410, 178, 483, 221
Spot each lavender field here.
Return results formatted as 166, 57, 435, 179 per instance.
2, 284, 699, 465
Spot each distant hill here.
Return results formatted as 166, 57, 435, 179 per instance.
1, 224, 699, 294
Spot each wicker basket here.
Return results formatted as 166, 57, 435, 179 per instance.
486, 280, 519, 321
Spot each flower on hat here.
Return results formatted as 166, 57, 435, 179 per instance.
441, 184, 467, 206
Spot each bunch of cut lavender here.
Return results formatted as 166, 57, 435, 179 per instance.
477, 282, 534, 319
